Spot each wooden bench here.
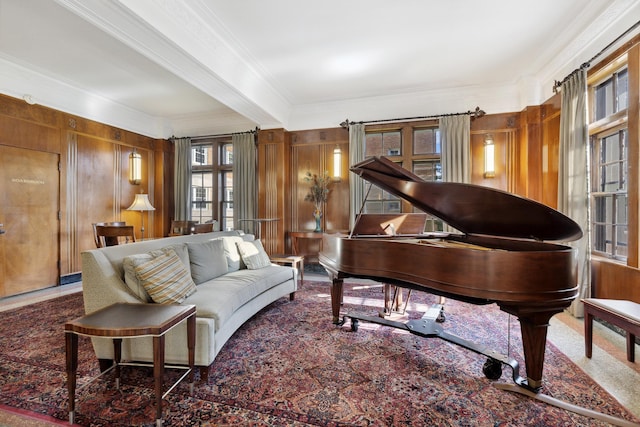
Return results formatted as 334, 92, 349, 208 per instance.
583, 298, 640, 362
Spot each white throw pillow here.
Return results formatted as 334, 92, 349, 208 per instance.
212, 236, 246, 271
236, 240, 272, 270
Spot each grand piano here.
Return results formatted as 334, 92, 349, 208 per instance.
319, 156, 582, 392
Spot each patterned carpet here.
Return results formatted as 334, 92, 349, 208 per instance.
0, 280, 639, 426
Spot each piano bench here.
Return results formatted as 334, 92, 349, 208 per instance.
582, 298, 640, 363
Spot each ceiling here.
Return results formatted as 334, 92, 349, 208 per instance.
1, 0, 639, 139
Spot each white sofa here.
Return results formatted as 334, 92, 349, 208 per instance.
81, 230, 297, 380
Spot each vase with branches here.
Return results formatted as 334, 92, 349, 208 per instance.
304, 171, 332, 232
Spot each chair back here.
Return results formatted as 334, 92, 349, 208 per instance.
92, 221, 126, 248
94, 225, 136, 248
193, 222, 214, 234
169, 220, 197, 236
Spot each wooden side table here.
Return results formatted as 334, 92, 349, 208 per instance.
270, 254, 305, 287
65, 303, 196, 427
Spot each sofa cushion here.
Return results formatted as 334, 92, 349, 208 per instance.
212, 235, 246, 271
122, 243, 191, 302
134, 250, 197, 304
187, 239, 228, 284
236, 240, 271, 270
182, 265, 293, 330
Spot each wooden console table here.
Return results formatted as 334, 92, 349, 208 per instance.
289, 231, 323, 263
65, 303, 196, 426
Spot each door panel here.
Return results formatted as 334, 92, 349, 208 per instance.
0, 145, 59, 297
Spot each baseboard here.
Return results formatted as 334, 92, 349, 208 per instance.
60, 273, 81, 285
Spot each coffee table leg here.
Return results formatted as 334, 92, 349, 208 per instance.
187, 314, 196, 393
65, 332, 78, 424
113, 338, 122, 389
153, 335, 165, 426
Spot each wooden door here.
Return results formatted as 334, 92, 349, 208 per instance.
0, 145, 59, 297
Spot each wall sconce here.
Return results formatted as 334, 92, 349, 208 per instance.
483, 135, 495, 178
333, 145, 342, 181
129, 149, 142, 185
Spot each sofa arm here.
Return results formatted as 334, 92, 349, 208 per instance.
81, 250, 141, 314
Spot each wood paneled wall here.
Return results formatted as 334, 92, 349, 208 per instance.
258, 127, 349, 255
257, 129, 291, 254
0, 93, 169, 280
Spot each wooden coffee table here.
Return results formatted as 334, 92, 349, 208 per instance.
65, 303, 196, 426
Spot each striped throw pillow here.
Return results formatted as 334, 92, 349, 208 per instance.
134, 249, 197, 304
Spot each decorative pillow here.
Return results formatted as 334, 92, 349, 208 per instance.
187, 239, 228, 284
122, 243, 191, 302
212, 236, 246, 271
236, 240, 272, 270
133, 250, 197, 304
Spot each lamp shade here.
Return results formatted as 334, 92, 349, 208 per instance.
126, 194, 155, 211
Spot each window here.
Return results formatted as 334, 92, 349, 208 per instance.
363, 124, 442, 230
191, 140, 233, 230
589, 64, 628, 260
591, 129, 628, 260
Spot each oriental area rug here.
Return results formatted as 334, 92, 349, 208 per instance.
1, 280, 639, 427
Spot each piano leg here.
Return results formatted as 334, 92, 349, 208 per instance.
502, 305, 566, 391
330, 277, 344, 324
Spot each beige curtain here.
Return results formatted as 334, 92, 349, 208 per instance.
558, 69, 591, 318
440, 115, 471, 184
232, 132, 257, 235
173, 137, 192, 221
349, 124, 366, 230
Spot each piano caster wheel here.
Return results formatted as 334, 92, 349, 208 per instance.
482, 358, 503, 380
350, 318, 359, 332
437, 311, 446, 323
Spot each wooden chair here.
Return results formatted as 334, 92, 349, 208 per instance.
169, 220, 197, 236
193, 222, 215, 234
94, 225, 136, 248
92, 222, 126, 248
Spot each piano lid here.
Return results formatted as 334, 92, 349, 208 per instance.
351, 156, 583, 242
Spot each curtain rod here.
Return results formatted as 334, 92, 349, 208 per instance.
171, 127, 259, 142
339, 106, 485, 128
553, 19, 640, 93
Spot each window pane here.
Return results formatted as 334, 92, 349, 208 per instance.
616, 69, 628, 111
616, 225, 628, 258
413, 128, 440, 155
365, 131, 402, 157
222, 143, 233, 165
413, 160, 442, 182
383, 132, 401, 156
595, 78, 613, 120
192, 145, 213, 166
